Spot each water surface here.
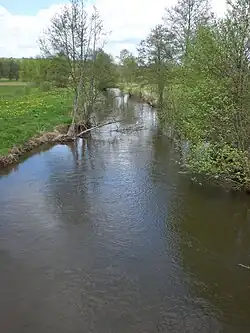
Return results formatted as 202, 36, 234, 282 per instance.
1, 95, 250, 333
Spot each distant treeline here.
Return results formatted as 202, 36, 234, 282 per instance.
0, 50, 119, 91
0, 56, 75, 86
0, 58, 19, 80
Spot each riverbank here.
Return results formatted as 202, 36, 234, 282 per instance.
119, 83, 158, 107
0, 87, 74, 168
120, 83, 250, 193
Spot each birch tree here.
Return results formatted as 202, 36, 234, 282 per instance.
39, 0, 105, 136
163, 0, 213, 59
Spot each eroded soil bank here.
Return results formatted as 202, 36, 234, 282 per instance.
0, 124, 86, 169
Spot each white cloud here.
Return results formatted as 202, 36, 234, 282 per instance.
0, 4, 63, 57
0, 0, 226, 58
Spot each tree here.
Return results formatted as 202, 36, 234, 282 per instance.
39, 0, 106, 136
93, 49, 118, 90
157, 0, 250, 185
48, 53, 70, 87
118, 49, 138, 86
137, 24, 174, 107
0, 58, 19, 80
220, 0, 250, 150
163, 0, 213, 59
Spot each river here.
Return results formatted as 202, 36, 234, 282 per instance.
0, 92, 250, 333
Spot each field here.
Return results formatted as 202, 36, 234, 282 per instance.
0, 80, 41, 100
0, 81, 73, 156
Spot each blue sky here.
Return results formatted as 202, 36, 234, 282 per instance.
1, 0, 97, 15
1, 0, 66, 15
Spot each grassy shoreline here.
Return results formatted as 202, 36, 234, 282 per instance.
119, 82, 158, 107
0, 84, 74, 166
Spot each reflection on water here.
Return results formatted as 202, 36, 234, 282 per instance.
0, 96, 250, 333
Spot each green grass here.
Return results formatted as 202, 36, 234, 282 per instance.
0, 81, 39, 99
0, 88, 73, 156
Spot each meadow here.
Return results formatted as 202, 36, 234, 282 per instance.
0, 81, 73, 156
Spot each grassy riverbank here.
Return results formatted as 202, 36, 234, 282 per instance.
120, 81, 250, 191
119, 82, 158, 106
0, 84, 73, 158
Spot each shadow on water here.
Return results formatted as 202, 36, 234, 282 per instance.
0, 92, 250, 333
151, 133, 250, 332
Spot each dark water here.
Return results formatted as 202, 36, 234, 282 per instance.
1, 94, 250, 333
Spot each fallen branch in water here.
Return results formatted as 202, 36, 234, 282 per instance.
76, 120, 121, 137
238, 263, 250, 270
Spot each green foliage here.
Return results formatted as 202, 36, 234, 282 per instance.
187, 143, 250, 186
19, 56, 70, 88
163, 0, 213, 59
118, 49, 138, 86
133, 0, 250, 189
137, 25, 175, 107
94, 49, 119, 90
170, 2, 250, 186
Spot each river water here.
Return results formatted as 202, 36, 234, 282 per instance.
0, 92, 250, 333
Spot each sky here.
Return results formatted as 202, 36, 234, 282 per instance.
0, 0, 227, 58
